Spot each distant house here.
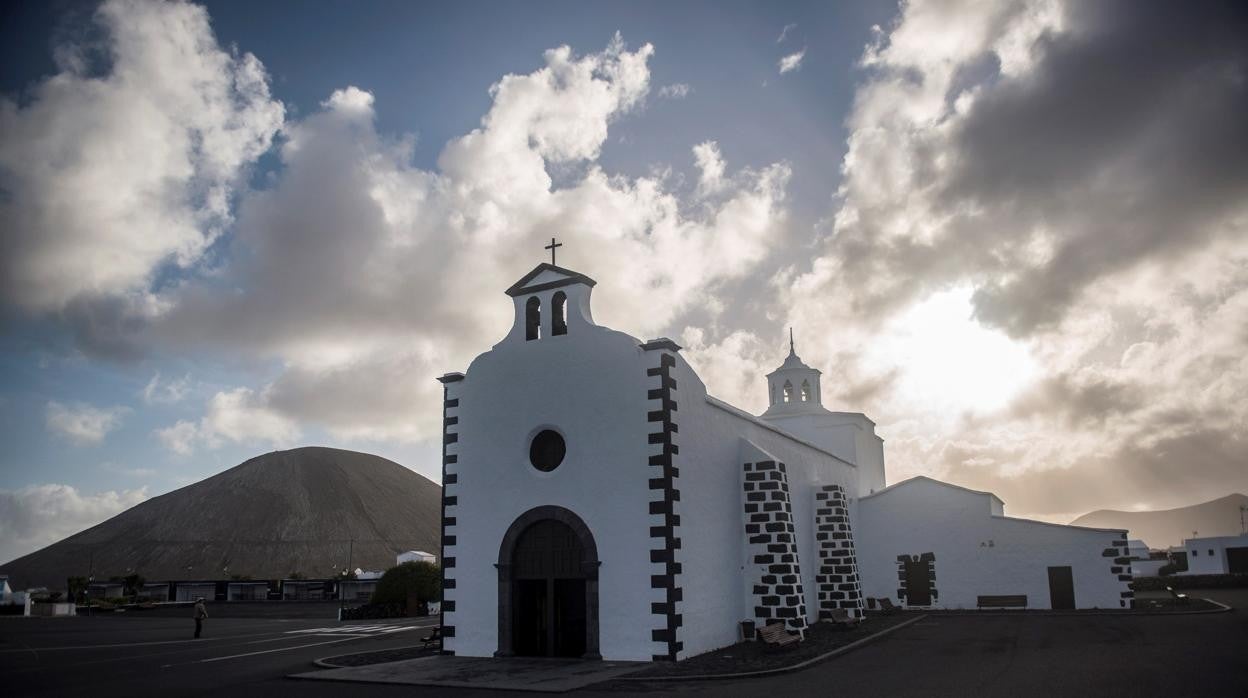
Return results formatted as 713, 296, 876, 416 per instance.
1180, 534, 1248, 575
0, 575, 11, 600
227, 582, 269, 600
139, 583, 171, 601
339, 579, 379, 601
397, 550, 437, 566
281, 579, 332, 600
1127, 539, 1150, 559
86, 582, 124, 599
175, 582, 217, 602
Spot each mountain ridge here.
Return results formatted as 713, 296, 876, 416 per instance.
1069, 493, 1247, 549
0, 446, 441, 589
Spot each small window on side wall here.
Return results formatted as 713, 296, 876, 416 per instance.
525, 296, 541, 340
552, 291, 568, 336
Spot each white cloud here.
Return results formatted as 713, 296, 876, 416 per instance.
778, 49, 806, 74
778, 0, 1248, 516
146, 35, 790, 443
0, 484, 148, 564
141, 372, 192, 405
45, 401, 129, 445
101, 462, 157, 477
155, 420, 198, 456
0, 0, 283, 312
155, 387, 300, 455
777, 23, 797, 43
692, 141, 726, 195
658, 83, 691, 99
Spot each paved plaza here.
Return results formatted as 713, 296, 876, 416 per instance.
2, 591, 1245, 697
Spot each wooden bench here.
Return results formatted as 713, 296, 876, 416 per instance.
420, 625, 442, 649
757, 622, 801, 650
977, 595, 1028, 610
822, 607, 862, 629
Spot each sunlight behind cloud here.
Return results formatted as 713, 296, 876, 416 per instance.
870, 286, 1037, 415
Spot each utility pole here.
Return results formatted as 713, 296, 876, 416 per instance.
338, 538, 354, 617
87, 548, 95, 617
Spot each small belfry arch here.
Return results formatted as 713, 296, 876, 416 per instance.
552, 291, 568, 336
525, 296, 541, 340
495, 505, 601, 659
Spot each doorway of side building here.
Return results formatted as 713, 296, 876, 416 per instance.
507, 516, 593, 658
1047, 566, 1076, 609
1227, 547, 1248, 574
903, 558, 932, 606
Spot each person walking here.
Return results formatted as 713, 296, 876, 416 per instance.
193, 597, 208, 638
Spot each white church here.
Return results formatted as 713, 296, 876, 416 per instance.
435, 259, 1135, 662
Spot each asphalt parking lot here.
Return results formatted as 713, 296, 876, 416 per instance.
0, 613, 438, 697
3, 591, 1245, 697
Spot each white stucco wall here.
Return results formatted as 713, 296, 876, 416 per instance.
760, 412, 886, 496
856, 477, 1132, 610
443, 304, 661, 661
1130, 559, 1166, 577
675, 393, 856, 657
1180, 534, 1248, 575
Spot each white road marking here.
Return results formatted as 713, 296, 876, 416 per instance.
0, 630, 287, 653
285, 623, 424, 636
197, 637, 366, 663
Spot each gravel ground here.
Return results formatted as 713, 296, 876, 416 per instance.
628, 613, 917, 678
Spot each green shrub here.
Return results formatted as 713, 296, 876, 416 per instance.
370, 562, 440, 608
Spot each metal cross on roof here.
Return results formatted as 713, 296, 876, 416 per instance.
545, 237, 562, 265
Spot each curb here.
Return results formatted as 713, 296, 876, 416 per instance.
313, 643, 435, 669
926, 598, 1234, 618
616, 614, 927, 683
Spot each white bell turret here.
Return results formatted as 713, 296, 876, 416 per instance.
762, 329, 823, 416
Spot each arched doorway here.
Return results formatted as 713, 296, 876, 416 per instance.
496, 506, 600, 659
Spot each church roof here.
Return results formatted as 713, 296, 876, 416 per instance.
706, 395, 856, 468
764, 329, 820, 377
860, 475, 1003, 505
505, 263, 597, 297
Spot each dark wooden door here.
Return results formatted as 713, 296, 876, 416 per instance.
513, 579, 547, 656
511, 519, 587, 657
1047, 566, 1075, 610
1227, 547, 1248, 574
904, 559, 931, 606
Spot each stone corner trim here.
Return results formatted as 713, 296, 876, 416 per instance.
741, 458, 808, 637
646, 351, 683, 661
439, 381, 462, 645
814, 484, 865, 620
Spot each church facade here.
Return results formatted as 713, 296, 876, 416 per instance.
436, 262, 1134, 662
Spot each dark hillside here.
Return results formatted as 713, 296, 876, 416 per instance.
0, 447, 441, 589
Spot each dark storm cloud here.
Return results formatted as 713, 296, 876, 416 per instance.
951, 0, 1248, 335
1007, 372, 1140, 427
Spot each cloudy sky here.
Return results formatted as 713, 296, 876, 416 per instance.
2, 0, 1245, 563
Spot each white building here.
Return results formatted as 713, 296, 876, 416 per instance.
397, 550, 437, 566
1180, 534, 1248, 575
437, 261, 1135, 662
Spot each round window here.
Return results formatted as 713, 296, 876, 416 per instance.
529, 429, 566, 472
